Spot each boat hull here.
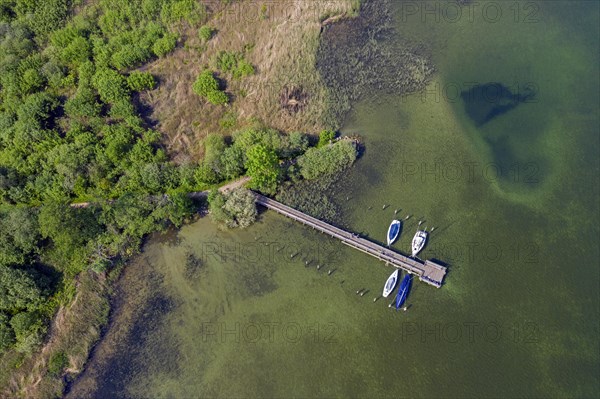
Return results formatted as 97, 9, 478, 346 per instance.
387, 220, 402, 246
411, 230, 428, 257
395, 275, 412, 309
382, 269, 399, 297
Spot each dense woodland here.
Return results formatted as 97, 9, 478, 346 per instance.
0, 0, 357, 360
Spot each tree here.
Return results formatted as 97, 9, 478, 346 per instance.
203, 133, 225, 168
246, 144, 279, 195
20, 68, 45, 94
0, 265, 45, 312
207, 189, 229, 225
0, 312, 15, 353
60, 36, 92, 67
64, 87, 102, 118
194, 161, 220, 185
0, 207, 40, 267
92, 68, 130, 104
25, 0, 69, 38
222, 188, 257, 228
9, 311, 44, 353
282, 131, 308, 157
219, 145, 244, 180
163, 190, 193, 227
127, 71, 156, 92
207, 188, 257, 229
38, 202, 102, 272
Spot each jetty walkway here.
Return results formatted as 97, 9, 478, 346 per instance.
254, 193, 447, 288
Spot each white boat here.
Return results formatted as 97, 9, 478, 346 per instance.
382, 269, 399, 298
386, 220, 402, 246
411, 230, 428, 257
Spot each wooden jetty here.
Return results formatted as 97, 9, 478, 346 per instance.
254, 193, 447, 288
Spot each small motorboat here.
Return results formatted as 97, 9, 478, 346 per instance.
395, 274, 412, 309
382, 269, 399, 298
387, 220, 402, 246
411, 230, 428, 257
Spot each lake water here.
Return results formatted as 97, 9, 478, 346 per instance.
69, 1, 599, 397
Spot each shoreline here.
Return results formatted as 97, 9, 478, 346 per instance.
7, 0, 440, 397
45, 1, 364, 398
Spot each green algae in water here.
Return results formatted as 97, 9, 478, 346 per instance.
70, 1, 599, 398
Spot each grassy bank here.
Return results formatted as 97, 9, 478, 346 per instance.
141, 0, 360, 162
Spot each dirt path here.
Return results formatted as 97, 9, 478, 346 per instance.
71, 176, 251, 208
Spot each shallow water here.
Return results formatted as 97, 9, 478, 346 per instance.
72, 1, 599, 397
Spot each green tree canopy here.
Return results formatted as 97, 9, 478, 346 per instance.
92, 67, 130, 104
246, 144, 279, 195
207, 188, 256, 229
0, 207, 40, 267
0, 265, 45, 312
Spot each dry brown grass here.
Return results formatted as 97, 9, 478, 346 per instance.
140, 0, 359, 163
0, 272, 110, 399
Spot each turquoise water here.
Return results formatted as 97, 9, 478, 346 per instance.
70, 1, 599, 397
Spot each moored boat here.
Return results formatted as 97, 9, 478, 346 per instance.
411, 230, 428, 257
395, 274, 412, 309
382, 269, 399, 298
387, 220, 402, 246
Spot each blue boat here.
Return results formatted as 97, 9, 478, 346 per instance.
387, 220, 402, 246
395, 274, 412, 309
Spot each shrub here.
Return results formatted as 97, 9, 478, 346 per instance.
192, 71, 228, 105
192, 70, 219, 96
127, 71, 156, 92
298, 140, 357, 180
317, 130, 336, 148
162, 0, 204, 24
48, 351, 69, 376
198, 25, 215, 41
232, 58, 255, 79
213, 51, 255, 79
152, 33, 177, 57
205, 89, 228, 105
